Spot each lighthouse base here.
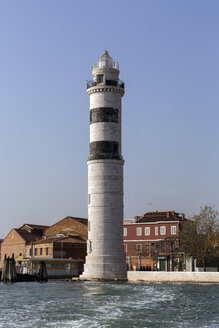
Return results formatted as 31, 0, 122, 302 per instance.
80, 254, 127, 281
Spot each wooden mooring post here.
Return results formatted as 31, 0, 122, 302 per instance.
1, 254, 17, 283
38, 261, 48, 282
1, 257, 48, 283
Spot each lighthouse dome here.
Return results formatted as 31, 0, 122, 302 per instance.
93, 50, 119, 70
99, 50, 113, 68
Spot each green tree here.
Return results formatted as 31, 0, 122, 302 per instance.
180, 206, 219, 271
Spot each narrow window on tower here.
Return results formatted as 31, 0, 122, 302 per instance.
88, 240, 92, 253
88, 221, 91, 232
88, 194, 91, 205
123, 228, 127, 236
96, 74, 104, 84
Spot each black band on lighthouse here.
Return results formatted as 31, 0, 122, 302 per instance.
90, 107, 118, 124
89, 141, 121, 160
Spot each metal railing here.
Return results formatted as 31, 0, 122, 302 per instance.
92, 61, 119, 70
118, 80, 125, 89
87, 80, 97, 89
87, 79, 125, 90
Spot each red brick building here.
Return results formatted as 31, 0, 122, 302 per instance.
123, 211, 185, 271
44, 216, 87, 240
1, 217, 88, 269
25, 217, 88, 262
0, 224, 49, 267
25, 236, 86, 261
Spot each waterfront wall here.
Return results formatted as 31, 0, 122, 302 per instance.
127, 271, 219, 283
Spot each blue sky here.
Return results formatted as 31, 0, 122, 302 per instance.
0, 0, 219, 237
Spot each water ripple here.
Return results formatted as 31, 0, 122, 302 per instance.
0, 281, 218, 328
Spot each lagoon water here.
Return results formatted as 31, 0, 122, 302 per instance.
0, 281, 218, 328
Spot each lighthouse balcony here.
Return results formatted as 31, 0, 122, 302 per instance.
87, 79, 125, 90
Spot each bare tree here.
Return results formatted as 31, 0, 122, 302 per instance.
180, 206, 219, 271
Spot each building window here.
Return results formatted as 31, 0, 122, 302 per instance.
46, 248, 49, 256
160, 226, 166, 235
123, 228, 127, 237
124, 244, 127, 253
34, 248, 37, 256
136, 244, 142, 253
155, 227, 159, 235
29, 249, 32, 257
40, 248, 43, 256
160, 242, 166, 252
105, 80, 117, 86
145, 244, 150, 252
88, 221, 91, 232
97, 74, 104, 84
145, 244, 150, 256
171, 226, 176, 235
88, 194, 91, 205
155, 244, 159, 253
145, 227, 150, 236
136, 227, 142, 236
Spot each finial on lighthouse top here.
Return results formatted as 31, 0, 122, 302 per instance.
99, 50, 113, 68
92, 50, 119, 70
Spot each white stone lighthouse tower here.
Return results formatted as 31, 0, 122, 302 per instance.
81, 51, 127, 280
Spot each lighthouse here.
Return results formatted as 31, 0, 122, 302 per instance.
81, 51, 127, 280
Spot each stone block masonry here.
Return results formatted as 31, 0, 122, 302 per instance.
80, 51, 127, 280
127, 271, 219, 283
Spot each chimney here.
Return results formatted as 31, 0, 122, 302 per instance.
134, 216, 142, 222
167, 212, 170, 218
181, 213, 185, 220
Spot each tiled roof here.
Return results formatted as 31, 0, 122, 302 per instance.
15, 229, 43, 243
47, 216, 88, 231
123, 219, 135, 224
63, 217, 88, 225
30, 235, 86, 245
19, 224, 50, 231
137, 211, 185, 223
